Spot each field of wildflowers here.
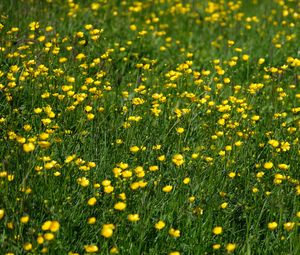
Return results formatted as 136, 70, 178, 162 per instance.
0, 0, 299, 254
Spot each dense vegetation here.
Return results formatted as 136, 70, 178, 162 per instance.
0, 0, 299, 254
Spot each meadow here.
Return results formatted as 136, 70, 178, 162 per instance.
0, 0, 299, 254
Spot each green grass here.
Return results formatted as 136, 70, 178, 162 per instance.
0, 0, 299, 254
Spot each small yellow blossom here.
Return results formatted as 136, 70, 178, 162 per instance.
212, 226, 223, 235
0, 209, 4, 220
101, 224, 115, 238
268, 222, 278, 230
226, 243, 236, 253
155, 220, 166, 230
84, 245, 99, 253
114, 202, 126, 211
162, 185, 173, 193
172, 154, 184, 166
23, 143, 35, 153
127, 214, 140, 222
87, 197, 97, 206
264, 162, 273, 169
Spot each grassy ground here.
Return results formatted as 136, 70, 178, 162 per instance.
0, 0, 299, 254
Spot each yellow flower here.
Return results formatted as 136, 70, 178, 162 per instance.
268, 221, 278, 230
101, 224, 115, 238
42, 221, 52, 231
172, 154, 184, 166
130, 146, 140, 153
169, 252, 180, 255
23, 242, 32, 251
278, 164, 289, 170
77, 177, 89, 187
169, 228, 180, 238
29, 21, 39, 31
44, 232, 55, 241
220, 202, 228, 209
114, 202, 126, 211
23, 143, 35, 153
20, 215, 30, 224
183, 177, 190, 184
228, 172, 236, 178
87, 197, 97, 206
149, 165, 159, 171
264, 162, 273, 169
176, 127, 184, 134
104, 185, 114, 193
283, 222, 295, 231
110, 246, 119, 254
212, 226, 223, 235
0, 209, 4, 220
87, 217, 96, 224
50, 221, 60, 232
84, 245, 99, 253
242, 54, 249, 61
226, 243, 236, 253
268, 139, 279, 147
158, 155, 166, 161
281, 142, 290, 151
130, 24, 137, 31
155, 220, 165, 230
258, 58, 265, 65
212, 244, 221, 250
127, 214, 140, 222
162, 185, 173, 193
42, 220, 60, 232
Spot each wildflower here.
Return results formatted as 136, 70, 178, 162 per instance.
264, 162, 273, 169
169, 252, 180, 255
212, 244, 221, 250
220, 202, 228, 209
127, 214, 140, 222
104, 185, 114, 193
23, 143, 35, 153
176, 127, 184, 134
114, 202, 126, 211
84, 245, 99, 253
23, 243, 32, 251
44, 232, 55, 241
226, 243, 236, 253
162, 185, 173, 193
278, 164, 289, 170
172, 154, 184, 166
268, 139, 279, 147
130, 146, 140, 153
101, 224, 115, 238
283, 222, 295, 231
87, 197, 97, 206
212, 226, 223, 235
155, 220, 166, 230
169, 228, 180, 238
0, 209, 4, 220
158, 155, 166, 161
37, 235, 44, 244
87, 217, 96, 224
20, 215, 30, 224
148, 165, 159, 172
183, 177, 190, 184
242, 54, 249, 61
42, 220, 60, 232
228, 172, 236, 178
268, 222, 278, 230
77, 177, 89, 187
110, 247, 119, 254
